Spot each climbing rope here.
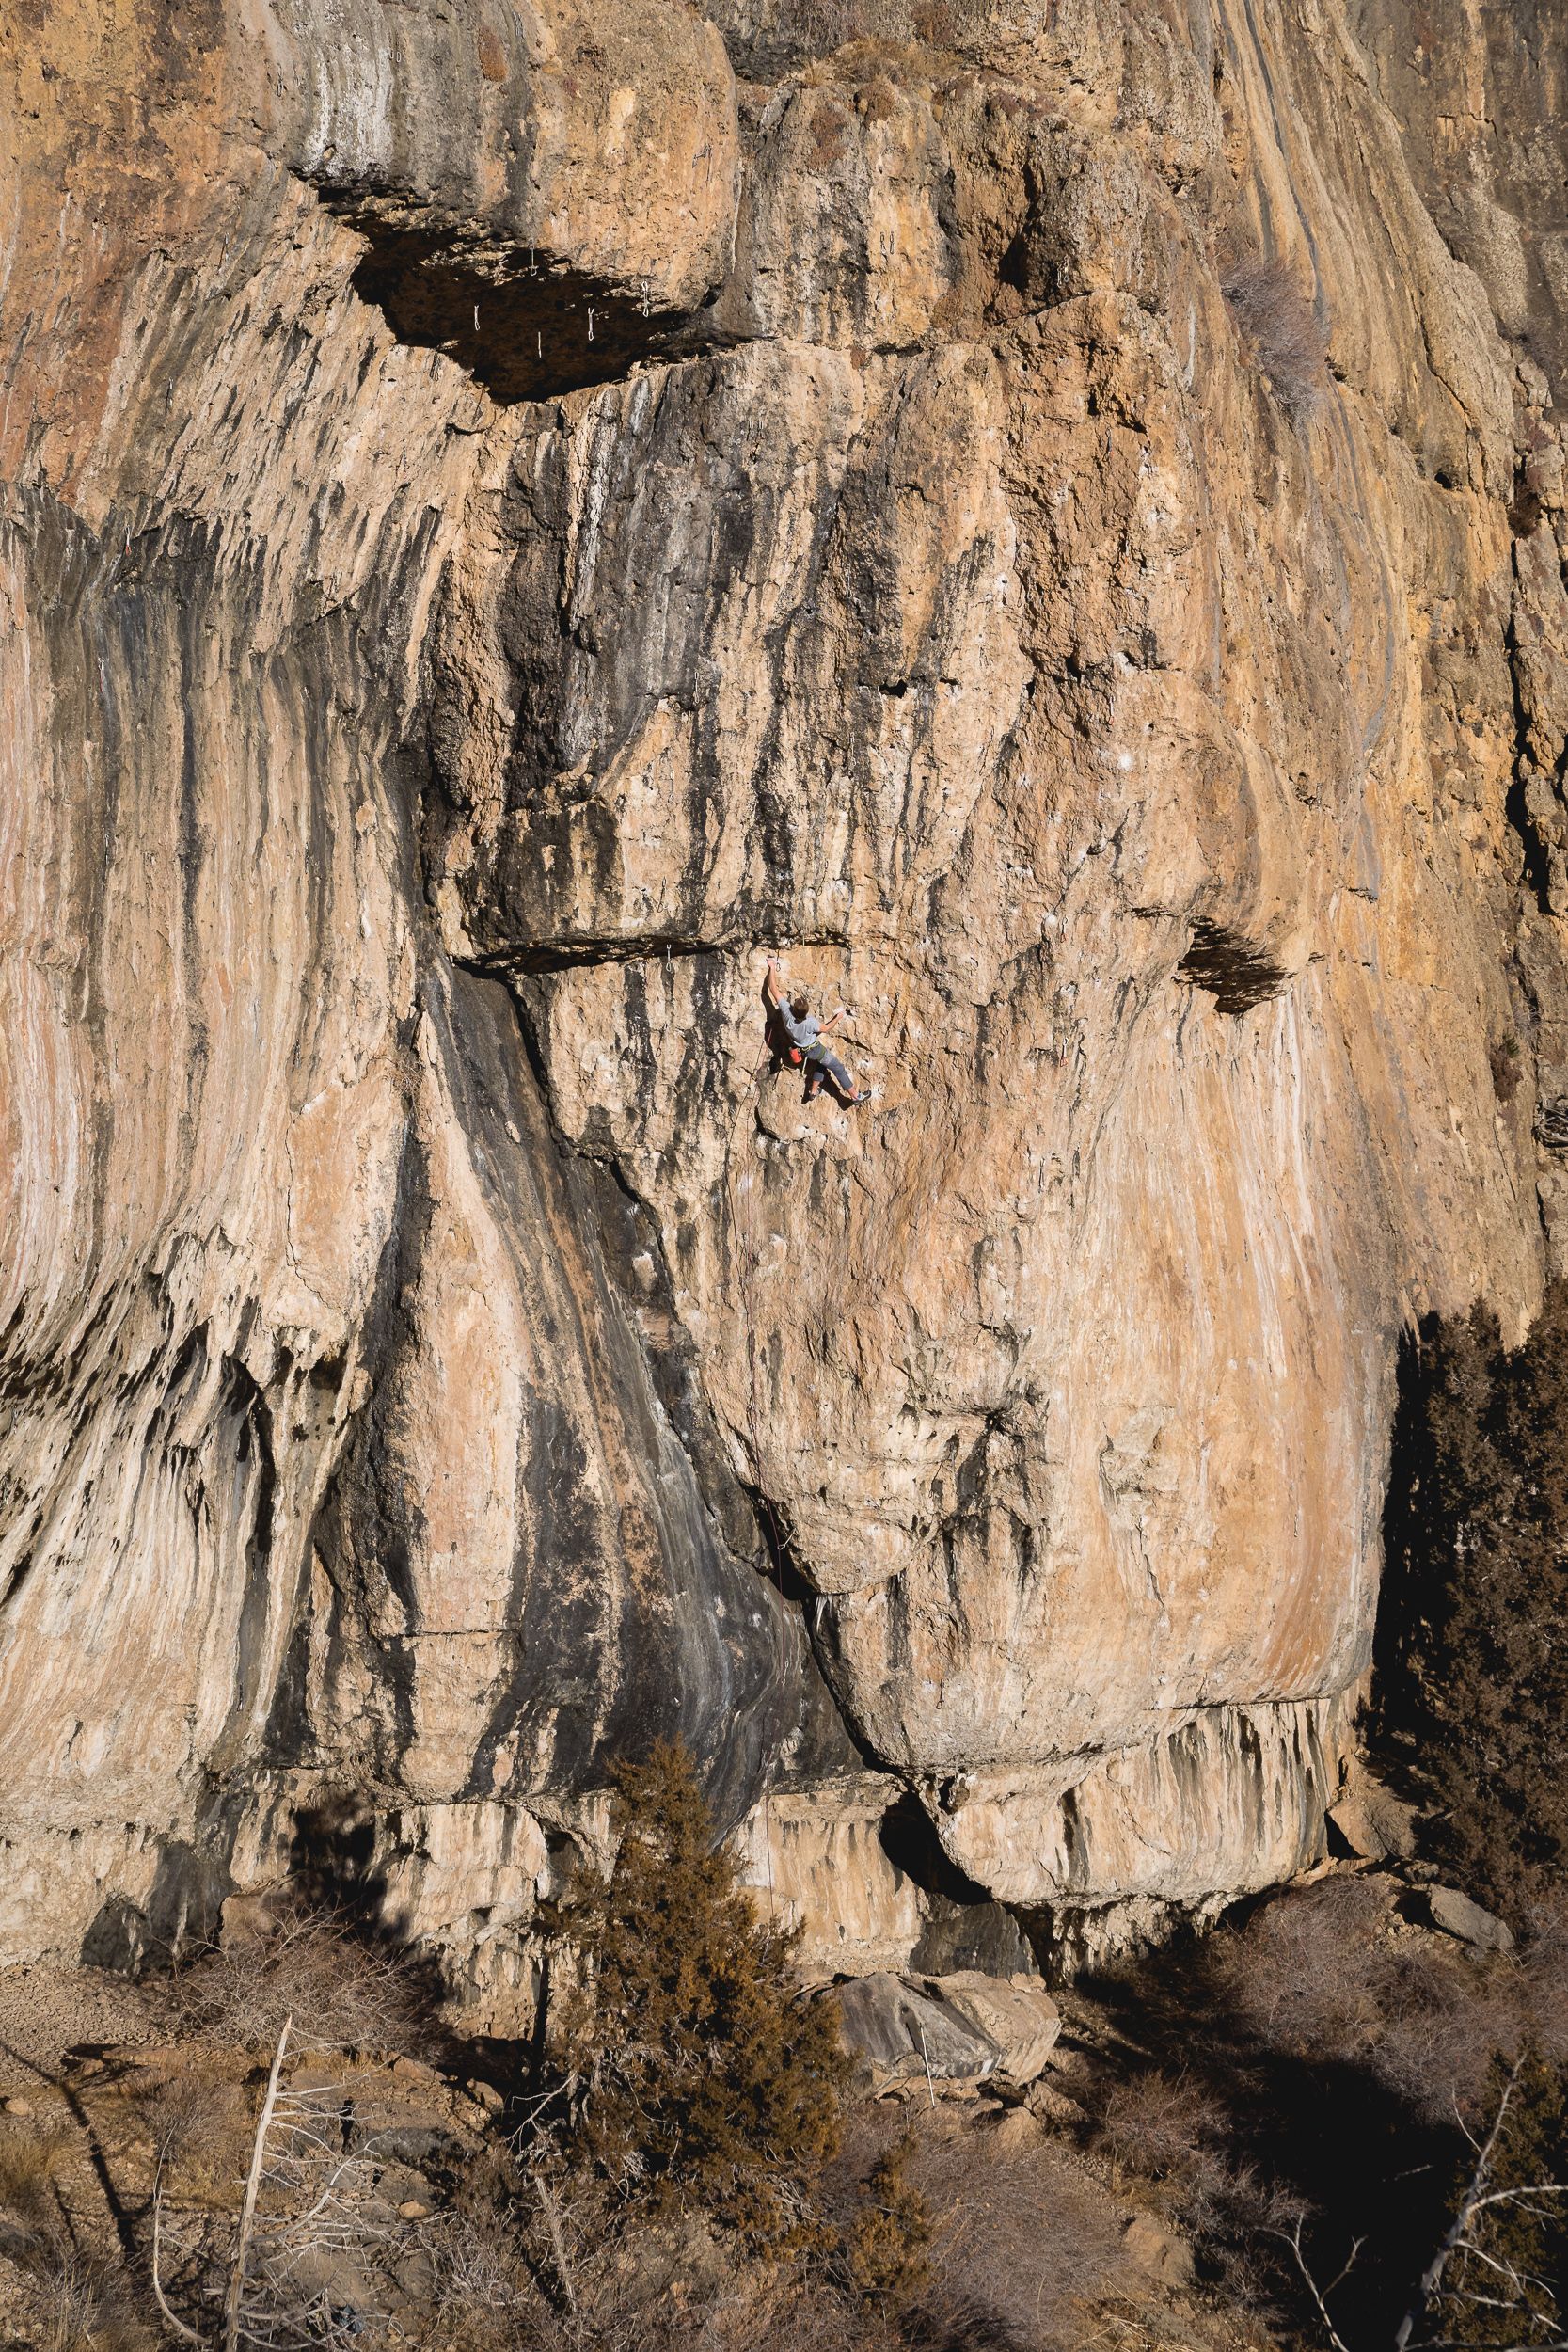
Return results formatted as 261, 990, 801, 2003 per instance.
720, 1033, 796, 1924
715, 967, 873, 1926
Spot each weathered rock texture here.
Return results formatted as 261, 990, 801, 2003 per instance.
5, 0, 1568, 2021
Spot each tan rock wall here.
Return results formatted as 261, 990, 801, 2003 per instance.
3, 0, 1566, 1997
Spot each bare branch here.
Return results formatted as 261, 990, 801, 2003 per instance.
531, 2169, 578, 2316
1464, 2184, 1568, 2215
152, 2176, 210, 2349
1398, 2058, 1525, 2352
228, 2013, 292, 2352
1271, 2217, 1354, 2352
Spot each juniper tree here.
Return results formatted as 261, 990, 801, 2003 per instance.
542, 1742, 850, 2249
1378, 1283, 1568, 1908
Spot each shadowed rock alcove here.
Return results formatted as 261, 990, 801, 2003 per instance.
345, 215, 720, 405
1178, 920, 1290, 1015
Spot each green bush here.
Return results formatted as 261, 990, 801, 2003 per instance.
541, 1743, 851, 2250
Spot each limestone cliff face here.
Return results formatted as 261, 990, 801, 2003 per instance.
3, 0, 1566, 2018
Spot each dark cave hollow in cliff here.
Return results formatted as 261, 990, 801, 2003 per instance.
1176, 920, 1290, 1016
339, 214, 721, 405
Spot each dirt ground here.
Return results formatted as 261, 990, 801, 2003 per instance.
0, 1956, 1270, 2352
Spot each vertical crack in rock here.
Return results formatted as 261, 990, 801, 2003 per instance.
496, 969, 866, 1809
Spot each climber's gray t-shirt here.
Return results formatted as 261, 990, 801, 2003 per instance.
776, 1004, 821, 1056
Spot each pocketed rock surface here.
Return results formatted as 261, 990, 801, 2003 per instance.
6, 0, 1568, 2019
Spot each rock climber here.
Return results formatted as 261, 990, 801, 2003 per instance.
763, 956, 871, 1104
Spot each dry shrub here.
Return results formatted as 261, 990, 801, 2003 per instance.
1089, 2064, 1304, 2253
769, 0, 984, 56
412, 2217, 553, 2352
1212, 1866, 1568, 2134
873, 2108, 1131, 2349
1208, 1877, 1396, 2062
1208, 1874, 1528, 2123
1099, 2070, 1227, 2193
137, 2071, 256, 2205
1222, 255, 1327, 418
161, 1905, 425, 2058
1513, 1893, 1568, 2057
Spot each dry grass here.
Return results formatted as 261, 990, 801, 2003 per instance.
0, 2112, 71, 2236
781, 0, 900, 43
29, 2253, 153, 2352
137, 2070, 257, 2205
1208, 1873, 1568, 2125
0, 2106, 89, 2348
0, 2116, 153, 2352
1222, 255, 1327, 418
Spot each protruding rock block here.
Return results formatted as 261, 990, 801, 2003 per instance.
1425, 1886, 1513, 1955
826, 1968, 1061, 2089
